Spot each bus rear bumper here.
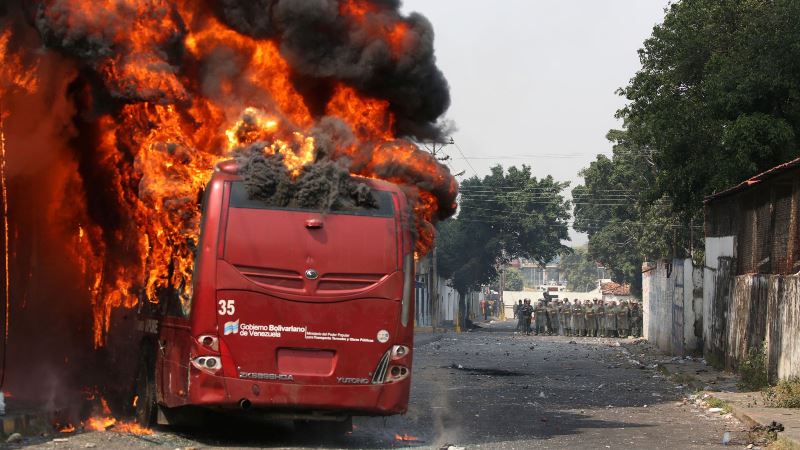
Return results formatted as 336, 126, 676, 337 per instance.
187, 371, 410, 416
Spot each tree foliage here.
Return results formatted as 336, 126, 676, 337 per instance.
436, 165, 571, 296
619, 0, 800, 220
559, 247, 599, 292
490, 267, 524, 292
576, 0, 800, 291
573, 131, 696, 294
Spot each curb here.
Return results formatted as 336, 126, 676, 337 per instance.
705, 393, 800, 449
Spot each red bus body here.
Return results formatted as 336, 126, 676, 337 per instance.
150, 163, 416, 421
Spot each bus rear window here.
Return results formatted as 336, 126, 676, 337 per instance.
228, 181, 395, 217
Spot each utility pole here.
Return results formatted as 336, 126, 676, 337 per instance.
430, 244, 438, 332
421, 138, 462, 332
499, 265, 506, 320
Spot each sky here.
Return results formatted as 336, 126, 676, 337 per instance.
401, 0, 671, 246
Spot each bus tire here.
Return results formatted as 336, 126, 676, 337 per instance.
135, 351, 157, 427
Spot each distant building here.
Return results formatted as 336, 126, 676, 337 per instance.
600, 281, 633, 303
517, 258, 564, 287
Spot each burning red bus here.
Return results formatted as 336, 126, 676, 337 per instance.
134, 160, 416, 432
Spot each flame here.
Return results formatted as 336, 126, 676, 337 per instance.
113, 421, 154, 435
395, 433, 420, 442
132, 395, 138, 408
59, 424, 76, 433
327, 85, 395, 142
338, 0, 408, 57
6, 0, 457, 347
339, 0, 377, 21
0, 29, 39, 350
0, 30, 38, 93
84, 415, 116, 431
387, 22, 410, 56
82, 415, 154, 435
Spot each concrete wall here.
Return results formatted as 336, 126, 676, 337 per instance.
703, 236, 736, 361
767, 276, 800, 380
703, 235, 800, 380
719, 274, 800, 380
642, 259, 703, 355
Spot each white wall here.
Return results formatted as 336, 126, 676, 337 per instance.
703, 236, 736, 356
436, 279, 483, 324
439, 277, 459, 322
642, 259, 703, 355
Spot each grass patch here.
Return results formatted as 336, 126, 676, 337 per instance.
705, 396, 733, 413
739, 344, 770, 391
763, 377, 800, 409
768, 435, 799, 450
748, 428, 779, 447
656, 364, 670, 376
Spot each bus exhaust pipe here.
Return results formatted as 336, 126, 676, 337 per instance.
239, 399, 252, 410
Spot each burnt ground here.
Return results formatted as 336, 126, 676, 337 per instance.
12, 320, 751, 449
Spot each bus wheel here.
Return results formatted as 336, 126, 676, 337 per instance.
135, 354, 157, 427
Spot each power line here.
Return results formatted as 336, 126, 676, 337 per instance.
451, 154, 598, 160
451, 140, 480, 178
459, 199, 635, 206
458, 187, 635, 193
458, 192, 638, 199
449, 216, 703, 229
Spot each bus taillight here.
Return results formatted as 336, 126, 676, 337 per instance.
191, 356, 222, 374
391, 345, 409, 359
196, 335, 219, 351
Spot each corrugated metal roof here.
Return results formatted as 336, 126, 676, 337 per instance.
705, 157, 800, 203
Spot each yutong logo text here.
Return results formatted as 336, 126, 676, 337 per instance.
337, 377, 370, 385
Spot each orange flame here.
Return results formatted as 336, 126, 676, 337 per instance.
113, 421, 155, 435
339, 0, 377, 22
17, 0, 457, 347
84, 416, 116, 431
0, 28, 39, 349
395, 433, 420, 442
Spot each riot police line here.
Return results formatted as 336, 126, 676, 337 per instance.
512, 298, 643, 338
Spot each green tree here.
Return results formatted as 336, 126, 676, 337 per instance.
436, 165, 571, 299
619, 0, 800, 222
578, 0, 799, 290
559, 248, 598, 292
490, 267, 524, 292
573, 131, 693, 295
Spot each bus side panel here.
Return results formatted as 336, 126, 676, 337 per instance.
158, 317, 192, 407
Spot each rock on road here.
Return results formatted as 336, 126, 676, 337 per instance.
22, 320, 746, 449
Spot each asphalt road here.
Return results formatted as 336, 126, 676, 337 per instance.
19, 320, 749, 449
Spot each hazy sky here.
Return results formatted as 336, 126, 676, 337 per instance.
401, 0, 670, 245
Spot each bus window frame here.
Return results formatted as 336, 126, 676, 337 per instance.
227, 181, 396, 218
